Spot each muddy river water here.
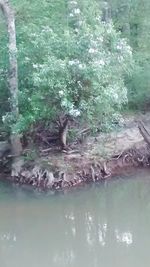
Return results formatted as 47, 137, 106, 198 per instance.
0, 169, 150, 267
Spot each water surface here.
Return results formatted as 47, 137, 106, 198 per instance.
0, 169, 150, 267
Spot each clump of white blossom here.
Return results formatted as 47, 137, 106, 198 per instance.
17, 0, 133, 130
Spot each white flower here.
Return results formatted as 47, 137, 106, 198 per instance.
41, 26, 53, 33
78, 20, 83, 26
94, 59, 105, 67
68, 60, 74, 66
69, 13, 74, 17
25, 57, 30, 62
99, 59, 105, 66
59, 90, 64, 96
96, 16, 101, 22
69, 108, 80, 117
70, 1, 77, 5
89, 48, 97, 54
2, 115, 6, 122
74, 8, 80, 14
97, 36, 103, 42
78, 63, 86, 70
118, 55, 124, 63
68, 59, 80, 66
74, 28, 79, 33
78, 64, 83, 69
126, 46, 132, 55
117, 45, 120, 50
33, 63, 39, 69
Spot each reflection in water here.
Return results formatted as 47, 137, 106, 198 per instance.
0, 233, 17, 242
0, 169, 150, 267
115, 230, 133, 246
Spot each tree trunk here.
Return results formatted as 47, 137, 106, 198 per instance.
59, 117, 69, 150
0, 0, 23, 176
101, 1, 112, 23
138, 121, 150, 146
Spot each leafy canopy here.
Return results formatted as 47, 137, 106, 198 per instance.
0, 0, 133, 132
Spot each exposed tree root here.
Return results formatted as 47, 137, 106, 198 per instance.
3, 120, 150, 191
8, 143, 150, 191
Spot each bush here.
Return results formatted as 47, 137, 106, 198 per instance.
0, 0, 133, 133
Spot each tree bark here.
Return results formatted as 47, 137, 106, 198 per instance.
0, 0, 23, 176
56, 115, 70, 150
101, 1, 111, 23
59, 116, 69, 150
138, 121, 150, 146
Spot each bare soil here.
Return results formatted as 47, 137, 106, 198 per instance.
7, 112, 150, 190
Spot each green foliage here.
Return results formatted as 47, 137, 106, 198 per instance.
107, 0, 150, 108
0, 0, 133, 133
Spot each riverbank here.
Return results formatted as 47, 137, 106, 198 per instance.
3, 112, 149, 191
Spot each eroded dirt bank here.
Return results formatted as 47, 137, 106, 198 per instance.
4, 112, 150, 191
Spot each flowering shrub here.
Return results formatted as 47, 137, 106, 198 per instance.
1, 0, 133, 132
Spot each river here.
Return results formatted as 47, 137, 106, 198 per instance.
0, 168, 150, 267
